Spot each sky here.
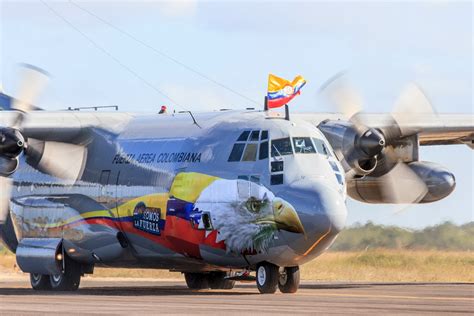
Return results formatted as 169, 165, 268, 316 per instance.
0, 0, 472, 228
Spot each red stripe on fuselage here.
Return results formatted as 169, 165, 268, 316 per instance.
57, 216, 226, 259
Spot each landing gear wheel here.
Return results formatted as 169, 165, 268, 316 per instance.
208, 272, 235, 290
184, 273, 209, 290
278, 266, 300, 293
30, 273, 52, 291
50, 256, 81, 291
256, 262, 279, 294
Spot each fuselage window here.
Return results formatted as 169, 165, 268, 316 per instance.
329, 161, 340, 172
271, 138, 293, 157
271, 174, 284, 185
228, 143, 246, 161
259, 141, 269, 160
293, 137, 316, 154
271, 161, 284, 172
250, 175, 260, 183
260, 130, 268, 141
242, 143, 258, 161
250, 130, 260, 141
313, 138, 329, 156
237, 131, 251, 141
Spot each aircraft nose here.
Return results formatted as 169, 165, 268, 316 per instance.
277, 179, 347, 256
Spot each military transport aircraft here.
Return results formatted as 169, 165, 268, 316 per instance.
0, 65, 472, 294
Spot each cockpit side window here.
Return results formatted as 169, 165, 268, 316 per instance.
229, 130, 269, 162
271, 138, 293, 157
259, 141, 269, 160
237, 131, 251, 141
293, 137, 316, 154
228, 143, 246, 161
250, 130, 260, 141
312, 138, 329, 156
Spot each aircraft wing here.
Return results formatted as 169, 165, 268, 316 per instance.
295, 113, 474, 149
0, 111, 133, 143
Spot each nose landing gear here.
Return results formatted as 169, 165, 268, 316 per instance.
278, 266, 300, 293
256, 262, 300, 294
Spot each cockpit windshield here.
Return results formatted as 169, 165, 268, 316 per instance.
312, 138, 330, 156
293, 137, 316, 154
271, 138, 293, 157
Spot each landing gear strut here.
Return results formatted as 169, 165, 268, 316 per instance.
256, 263, 300, 294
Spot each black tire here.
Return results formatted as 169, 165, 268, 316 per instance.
256, 262, 279, 294
50, 256, 81, 291
278, 266, 300, 294
30, 273, 52, 291
184, 273, 209, 290
208, 272, 235, 290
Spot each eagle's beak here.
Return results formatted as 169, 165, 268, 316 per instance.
272, 198, 306, 235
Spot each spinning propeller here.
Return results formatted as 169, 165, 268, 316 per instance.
320, 72, 435, 203
0, 64, 87, 224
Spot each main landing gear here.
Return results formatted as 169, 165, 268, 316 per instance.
30, 255, 82, 291
184, 264, 301, 294
184, 272, 236, 290
256, 262, 300, 294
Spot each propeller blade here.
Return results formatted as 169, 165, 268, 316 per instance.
26, 139, 87, 182
0, 177, 12, 224
320, 71, 364, 120
391, 83, 437, 136
379, 162, 428, 204
11, 64, 50, 127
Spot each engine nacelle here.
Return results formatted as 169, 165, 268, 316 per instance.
318, 120, 384, 176
408, 161, 456, 203
347, 161, 456, 204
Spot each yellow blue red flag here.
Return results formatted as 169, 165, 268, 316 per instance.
267, 74, 306, 108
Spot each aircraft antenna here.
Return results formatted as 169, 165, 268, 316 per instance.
69, 1, 260, 107
40, 0, 186, 111
178, 111, 202, 129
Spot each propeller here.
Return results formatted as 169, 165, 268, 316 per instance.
320, 73, 432, 203
0, 64, 88, 224
11, 64, 50, 127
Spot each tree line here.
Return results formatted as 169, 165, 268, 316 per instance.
331, 221, 474, 251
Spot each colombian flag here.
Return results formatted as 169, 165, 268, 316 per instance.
267, 74, 306, 108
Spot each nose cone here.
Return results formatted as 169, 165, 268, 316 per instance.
277, 179, 347, 256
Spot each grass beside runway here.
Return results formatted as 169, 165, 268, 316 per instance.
1, 249, 473, 282
300, 250, 474, 282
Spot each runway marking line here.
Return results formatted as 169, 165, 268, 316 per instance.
297, 292, 474, 302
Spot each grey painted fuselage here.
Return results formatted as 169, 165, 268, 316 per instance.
7, 110, 347, 272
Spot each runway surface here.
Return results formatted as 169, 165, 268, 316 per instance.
0, 278, 472, 315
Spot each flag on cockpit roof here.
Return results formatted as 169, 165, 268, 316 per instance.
267, 74, 306, 108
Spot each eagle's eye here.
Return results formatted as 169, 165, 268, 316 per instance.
246, 197, 265, 213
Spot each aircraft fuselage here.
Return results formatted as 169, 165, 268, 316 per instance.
5, 110, 347, 272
